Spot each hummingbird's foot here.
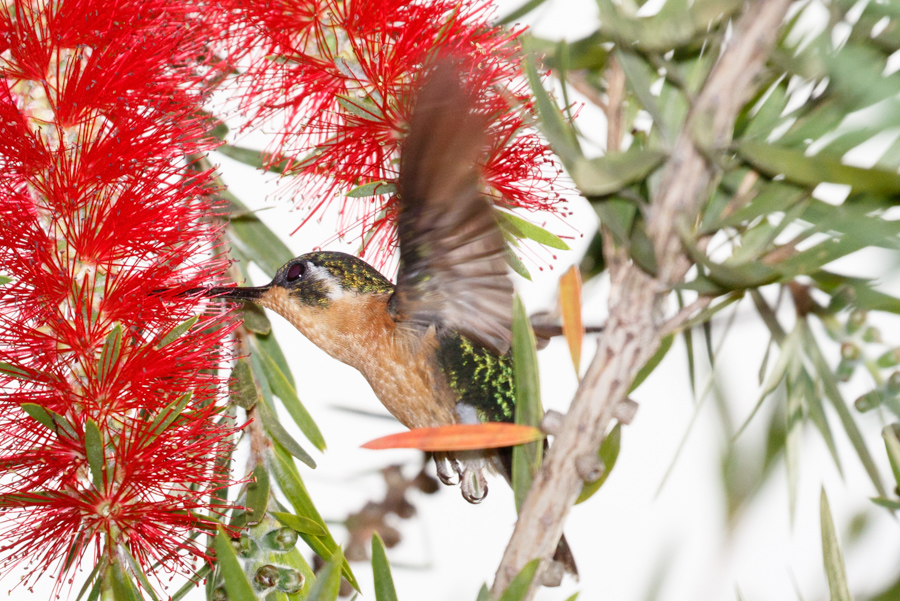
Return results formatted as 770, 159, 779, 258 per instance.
460, 461, 488, 504
433, 452, 459, 485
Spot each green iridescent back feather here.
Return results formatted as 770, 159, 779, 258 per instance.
437, 332, 515, 424
302, 251, 394, 294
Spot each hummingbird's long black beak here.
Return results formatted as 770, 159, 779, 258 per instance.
204, 285, 271, 301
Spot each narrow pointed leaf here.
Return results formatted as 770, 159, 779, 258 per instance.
122, 547, 160, 601
257, 394, 316, 468
740, 141, 900, 194
306, 548, 344, 601
241, 304, 271, 335
571, 149, 667, 197
84, 419, 104, 490
803, 325, 885, 496
476, 584, 491, 601
559, 266, 584, 374
229, 359, 258, 410
156, 316, 198, 349
109, 560, 143, 601
497, 559, 539, 601
146, 392, 192, 442
271, 511, 327, 537
217, 144, 288, 174
360, 423, 544, 451
883, 426, 900, 489
523, 55, 581, 167
226, 194, 294, 278
245, 465, 270, 525
21, 403, 54, 431
346, 181, 396, 198
576, 423, 622, 504
0, 361, 43, 381
214, 527, 257, 601
820, 489, 853, 601
270, 443, 359, 590
256, 331, 295, 387
255, 342, 326, 450
498, 211, 569, 250
629, 334, 673, 393
871, 497, 900, 510
371, 533, 398, 601
511, 295, 543, 511
98, 325, 122, 384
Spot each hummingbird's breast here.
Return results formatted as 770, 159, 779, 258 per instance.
258, 286, 460, 429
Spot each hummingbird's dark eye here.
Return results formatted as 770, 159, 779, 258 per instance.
286, 262, 305, 281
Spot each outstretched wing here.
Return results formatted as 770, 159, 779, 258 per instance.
390, 61, 513, 355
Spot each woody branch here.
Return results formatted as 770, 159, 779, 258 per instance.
491, 0, 795, 596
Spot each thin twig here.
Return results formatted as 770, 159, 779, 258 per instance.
491, 1, 793, 597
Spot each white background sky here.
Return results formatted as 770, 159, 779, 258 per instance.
207, 0, 900, 598
17, 0, 900, 599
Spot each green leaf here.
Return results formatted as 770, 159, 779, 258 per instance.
146, 392, 193, 442
336, 95, 385, 122
271, 511, 328, 537
255, 343, 326, 451
505, 248, 532, 281
523, 54, 581, 167
346, 181, 396, 198
97, 325, 122, 384
217, 144, 288, 174
170, 565, 211, 601
0, 361, 41, 381
245, 465, 270, 525
156, 316, 198, 349
820, 489, 853, 601
576, 423, 622, 504
21, 403, 54, 431
883, 426, 900, 490
257, 393, 317, 469
241, 303, 271, 335
497, 559, 539, 601
256, 331, 296, 388
84, 419, 104, 490
121, 547, 160, 601
371, 533, 398, 601
229, 359, 259, 410
740, 141, 900, 194
475, 584, 490, 601
108, 560, 143, 601
871, 497, 900, 510
511, 295, 543, 511
497, 211, 569, 250
571, 149, 667, 197
270, 442, 359, 590
226, 194, 294, 278
0, 275, 10, 285
803, 325, 885, 496
630, 335, 673, 393
307, 548, 344, 601
616, 50, 670, 141
214, 527, 257, 601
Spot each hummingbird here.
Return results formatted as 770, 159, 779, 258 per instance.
209, 61, 578, 574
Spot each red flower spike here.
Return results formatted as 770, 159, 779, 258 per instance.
223, 0, 566, 269
0, 0, 239, 595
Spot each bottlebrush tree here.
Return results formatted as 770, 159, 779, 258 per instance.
2, 0, 900, 600
0, 0, 239, 597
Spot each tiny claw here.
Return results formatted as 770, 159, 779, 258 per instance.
460, 467, 488, 504
434, 453, 458, 486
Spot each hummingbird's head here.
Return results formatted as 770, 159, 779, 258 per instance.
210, 251, 393, 308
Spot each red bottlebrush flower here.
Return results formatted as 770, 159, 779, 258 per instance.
226, 0, 565, 268
0, 0, 238, 594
